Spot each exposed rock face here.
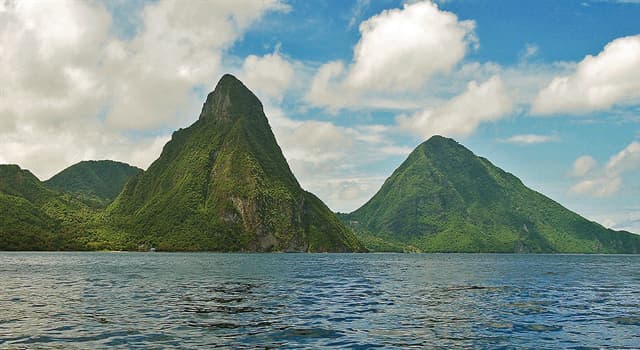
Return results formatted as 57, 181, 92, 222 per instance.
108, 74, 365, 252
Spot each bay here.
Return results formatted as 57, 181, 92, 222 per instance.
1, 252, 639, 349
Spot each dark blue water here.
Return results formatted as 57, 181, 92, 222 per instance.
1, 253, 639, 349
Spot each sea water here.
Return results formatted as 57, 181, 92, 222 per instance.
1, 252, 639, 349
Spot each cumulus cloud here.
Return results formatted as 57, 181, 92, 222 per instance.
502, 134, 559, 145
0, 0, 287, 178
569, 142, 640, 197
396, 76, 512, 139
346, 1, 475, 91
306, 1, 476, 110
104, 0, 290, 129
606, 141, 640, 175
569, 155, 598, 177
569, 177, 622, 197
240, 50, 295, 102
532, 35, 640, 115
0, 122, 169, 180
262, 105, 408, 212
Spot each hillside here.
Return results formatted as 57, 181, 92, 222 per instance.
346, 136, 640, 253
105, 74, 364, 252
0, 165, 96, 250
45, 160, 142, 207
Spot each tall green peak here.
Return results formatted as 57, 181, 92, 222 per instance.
347, 138, 640, 253
199, 73, 264, 123
107, 74, 364, 252
424, 134, 457, 145
419, 135, 474, 157
44, 160, 142, 207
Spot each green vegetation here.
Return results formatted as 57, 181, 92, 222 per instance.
44, 160, 141, 207
102, 74, 365, 252
345, 136, 640, 253
1, 75, 364, 252
0, 165, 99, 250
3, 76, 639, 253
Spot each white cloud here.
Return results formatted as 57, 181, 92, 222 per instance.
569, 176, 622, 197
105, 0, 289, 129
380, 146, 414, 156
346, 1, 475, 91
584, 207, 640, 234
612, 217, 640, 233
306, 1, 476, 110
606, 141, 640, 175
277, 120, 354, 165
396, 76, 512, 139
532, 35, 640, 115
315, 176, 388, 213
0, 122, 169, 180
569, 155, 598, 177
568, 141, 640, 198
240, 50, 295, 102
0, 0, 287, 178
502, 133, 559, 145
263, 105, 407, 212
306, 61, 352, 112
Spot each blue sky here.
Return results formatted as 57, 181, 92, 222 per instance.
1, 0, 639, 232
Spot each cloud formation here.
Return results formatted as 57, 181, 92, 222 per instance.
569, 155, 598, 177
532, 35, 640, 115
264, 106, 408, 212
306, 1, 476, 110
0, 0, 287, 178
240, 51, 295, 102
502, 134, 559, 145
396, 76, 512, 139
345, 1, 476, 92
569, 142, 640, 197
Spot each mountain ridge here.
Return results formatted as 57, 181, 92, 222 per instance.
105, 74, 364, 252
346, 135, 640, 253
44, 160, 142, 207
0, 164, 98, 250
1, 76, 638, 253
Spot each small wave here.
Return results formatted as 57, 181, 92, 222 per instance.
608, 316, 640, 326
182, 305, 256, 314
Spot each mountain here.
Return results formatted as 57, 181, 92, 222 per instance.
105, 74, 364, 252
0, 165, 95, 250
346, 136, 640, 253
45, 160, 142, 207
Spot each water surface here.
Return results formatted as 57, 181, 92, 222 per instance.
1, 253, 639, 349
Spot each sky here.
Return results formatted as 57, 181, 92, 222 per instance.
1, 0, 639, 232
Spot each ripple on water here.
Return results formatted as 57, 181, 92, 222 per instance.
608, 316, 640, 326
1, 253, 639, 349
513, 323, 563, 332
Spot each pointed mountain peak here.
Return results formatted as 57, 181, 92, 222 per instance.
424, 135, 456, 145
420, 135, 466, 151
199, 74, 263, 122
349, 133, 640, 253
411, 135, 473, 161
